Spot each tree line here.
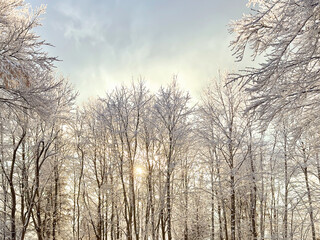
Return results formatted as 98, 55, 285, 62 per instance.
1, 0, 320, 239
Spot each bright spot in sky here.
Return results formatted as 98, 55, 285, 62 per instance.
134, 166, 145, 176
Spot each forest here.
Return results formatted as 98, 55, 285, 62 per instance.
1, 0, 320, 239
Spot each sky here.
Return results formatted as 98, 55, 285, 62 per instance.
28, 0, 252, 103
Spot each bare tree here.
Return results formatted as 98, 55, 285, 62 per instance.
201, 76, 250, 240
153, 80, 193, 240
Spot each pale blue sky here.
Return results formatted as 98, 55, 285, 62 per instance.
29, 0, 252, 102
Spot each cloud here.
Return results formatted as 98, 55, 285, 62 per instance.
28, 0, 251, 102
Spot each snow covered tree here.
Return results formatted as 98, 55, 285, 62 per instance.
0, 79, 75, 239
154, 80, 193, 240
230, 0, 320, 123
0, 0, 59, 114
200, 76, 250, 240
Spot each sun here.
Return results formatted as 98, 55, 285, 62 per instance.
134, 166, 145, 177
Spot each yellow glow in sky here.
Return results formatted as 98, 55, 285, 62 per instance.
134, 166, 145, 177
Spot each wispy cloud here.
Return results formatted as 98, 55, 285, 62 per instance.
29, 0, 251, 102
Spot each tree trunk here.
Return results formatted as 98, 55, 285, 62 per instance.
249, 135, 258, 240
302, 146, 316, 240
52, 153, 59, 240
210, 153, 215, 240
283, 127, 288, 240
230, 175, 236, 240
9, 131, 26, 240
77, 147, 85, 240
166, 165, 172, 240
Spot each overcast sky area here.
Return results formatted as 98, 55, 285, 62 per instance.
28, 0, 253, 103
